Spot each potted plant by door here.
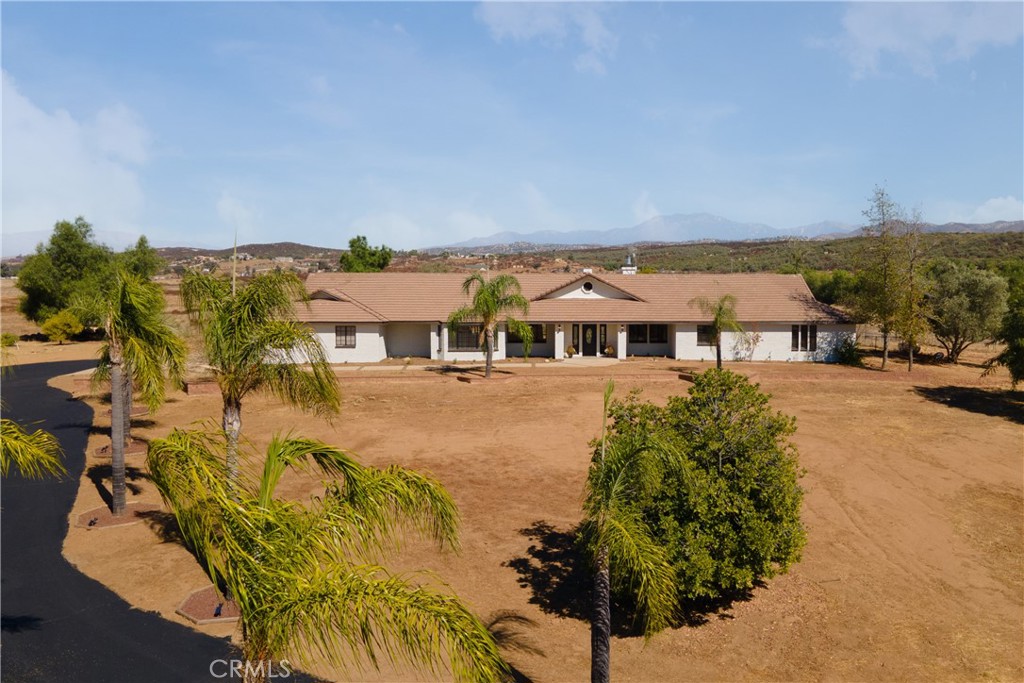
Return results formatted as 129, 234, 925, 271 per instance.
566, 345, 577, 358
603, 345, 615, 357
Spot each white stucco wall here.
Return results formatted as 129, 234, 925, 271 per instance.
673, 323, 856, 362
545, 277, 634, 300
311, 323, 387, 363
384, 323, 432, 358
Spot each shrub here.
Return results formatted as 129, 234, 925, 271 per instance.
834, 336, 863, 366
1, 332, 17, 348
606, 370, 806, 601
40, 310, 84, 345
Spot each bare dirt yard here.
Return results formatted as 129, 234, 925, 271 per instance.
4, 308, 1021, 680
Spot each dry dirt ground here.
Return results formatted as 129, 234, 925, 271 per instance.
2, 291, 1021, 681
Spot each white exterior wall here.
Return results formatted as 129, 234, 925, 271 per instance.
384, 323, 432, 358
673, 323, 856, 362
312, 323, 387, 363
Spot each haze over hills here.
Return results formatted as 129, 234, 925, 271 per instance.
433, 213, 1024, 253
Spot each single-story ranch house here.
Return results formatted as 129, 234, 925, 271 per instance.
299, 269, 854, 364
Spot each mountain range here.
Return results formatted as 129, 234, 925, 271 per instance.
434, 213, 1023, 252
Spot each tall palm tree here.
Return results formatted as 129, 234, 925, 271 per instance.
689, 294, 743, 369
147, 429, 508, 683
579, 381, 678, 683
447, 273, 532, 378
1, 418, 65, 479
91, 269, 186, 515
180, 270, 340, 481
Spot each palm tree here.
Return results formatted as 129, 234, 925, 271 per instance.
180, 270, 340, 481
689, 294, 743, 369
147, 429, 508, 683
447, 273, 532, 378
579, 381, 677, 683
1, 418, 65, 479
90, 269, 186, 515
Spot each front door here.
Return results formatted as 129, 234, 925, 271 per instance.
582, 324, 598, 356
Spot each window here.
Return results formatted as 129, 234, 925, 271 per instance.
697, 325, 715, 346
628, 324, 648, 343
599, 324, 607, 348
453, 324, 482, 350
648, 324, 668, 344
791, 324, 818, 352
335, 325, 356, 349
582, 281, 594, 293
507, 324, 547, 344
572, 324, 580, 349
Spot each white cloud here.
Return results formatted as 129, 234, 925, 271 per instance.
632, 191, 660, 223
349, 211, 427, 250
1, 70, 149, 238
216, 192, 257, 242
446, 210, 505, 241
475, 2, 618, 75
835, 3, 1023, 78
964, 196, 1023, 224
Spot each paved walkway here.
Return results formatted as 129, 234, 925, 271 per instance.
1, 360, 244, 682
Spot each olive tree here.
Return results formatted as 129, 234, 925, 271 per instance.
927, 260, 1008, 363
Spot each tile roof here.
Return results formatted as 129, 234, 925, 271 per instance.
300, 272, 850, 325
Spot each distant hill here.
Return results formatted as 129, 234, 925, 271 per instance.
434, 213, 1023, 253
156, 242, 344, 261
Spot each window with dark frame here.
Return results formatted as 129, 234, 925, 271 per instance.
572, 324, 580, 349
507, 323, 547, 344
648, 324, 668, 344
453, 324, 482, 350
791, 324, 818, 352
335, 325, 356, 349
628, 324, 648, 344
697, 325, 715, 346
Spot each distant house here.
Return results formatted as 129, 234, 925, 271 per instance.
298, 271, 855, 363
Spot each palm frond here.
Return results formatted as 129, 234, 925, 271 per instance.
1, 419, 65, 478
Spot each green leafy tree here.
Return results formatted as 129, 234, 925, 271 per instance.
147, 429, 507, 683
854, 186, 907, 369
339, 235, 393, 272
1, 418, 65, 479
802, 269, 857, 306
119, 235, 164, 278
181, 270, 340, 481
40, 309, 84, 344
926, 260, 1009, 363
984, 262, 1024, 387
85, 269, 186, 515
447, 273, 532, 378
688, 294, 742, 369
607, 370, 806, 601
579, 381, 677, 683
16, 217, 113, 323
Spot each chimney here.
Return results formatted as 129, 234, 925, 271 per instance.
621, 249, 637, 275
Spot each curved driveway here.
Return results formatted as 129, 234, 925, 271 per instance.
2, 360, 239, 682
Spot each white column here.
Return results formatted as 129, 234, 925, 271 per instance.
440, 325, 449, 361
496, 325, 507, 360
617, 324, 627, 359
554, 324, 565, 360
429, 324, 439, 360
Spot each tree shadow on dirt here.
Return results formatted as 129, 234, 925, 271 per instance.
86, 464, 150, 508
503, 521, 755, 638
425, 364, 513, 377
136, 509, 186, 545
913, 386, 1024, 425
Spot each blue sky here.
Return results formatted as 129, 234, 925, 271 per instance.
3, 1, 1022, 252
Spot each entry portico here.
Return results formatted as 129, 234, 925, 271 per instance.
299, 271, 855, 364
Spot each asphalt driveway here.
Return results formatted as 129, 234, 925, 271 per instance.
1, 360, 239, 682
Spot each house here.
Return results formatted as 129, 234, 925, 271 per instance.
299, 271, 855, 363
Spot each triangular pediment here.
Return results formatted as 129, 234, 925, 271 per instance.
534, 274, 645, 302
